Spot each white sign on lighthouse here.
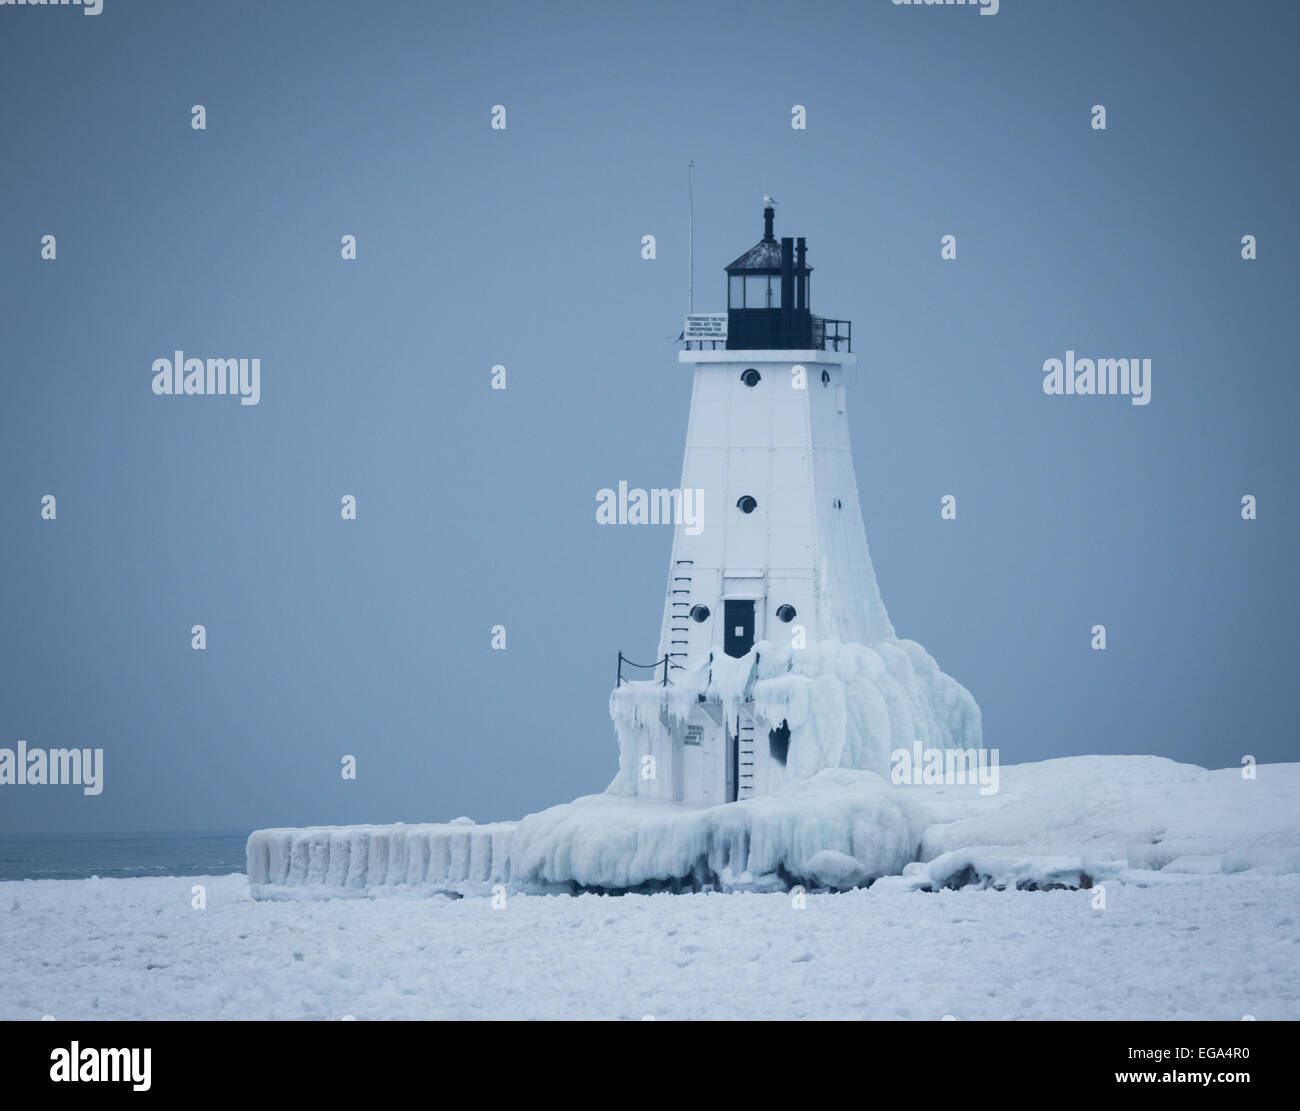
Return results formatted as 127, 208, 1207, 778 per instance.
609, 202, 981, 809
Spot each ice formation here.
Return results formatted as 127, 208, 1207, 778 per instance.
608, 638, 981, 798
246, 821, 515, 898
244, 204, 998, 897
915, 755, 1300, 879
510, 769, 927, 893
246, 757, 1300, 897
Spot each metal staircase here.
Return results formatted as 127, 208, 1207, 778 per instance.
667, 558, 693, 671
736, 716, 756, 800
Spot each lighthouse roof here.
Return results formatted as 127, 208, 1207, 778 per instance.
725, 235, 814, 274
725, 206, 813, 273
725, 239, 789, 273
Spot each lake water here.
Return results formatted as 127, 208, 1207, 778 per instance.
0, 830, 250, 881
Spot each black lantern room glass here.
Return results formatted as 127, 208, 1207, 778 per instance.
724, 205, 812, 350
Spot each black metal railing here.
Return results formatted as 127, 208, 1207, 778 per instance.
813, 317, 851, 352
616, 646, 764, 691
616, 651, 671, 687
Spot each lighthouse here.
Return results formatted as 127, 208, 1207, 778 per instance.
247, 201, 983, 898
609, 202, 981, 808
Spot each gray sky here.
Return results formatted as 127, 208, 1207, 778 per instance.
1, 0, 1296, 835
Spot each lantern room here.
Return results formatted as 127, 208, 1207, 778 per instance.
725, 204, 813, 350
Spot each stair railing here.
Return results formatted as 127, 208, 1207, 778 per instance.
616, 651, 672, 688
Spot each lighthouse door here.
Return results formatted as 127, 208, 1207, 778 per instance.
723, 599, 756, 658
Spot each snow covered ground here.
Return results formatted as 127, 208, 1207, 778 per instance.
4, 756, 1296, 1020
2, 870, 1296, 1020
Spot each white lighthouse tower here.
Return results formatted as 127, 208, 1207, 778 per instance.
245, 202, 984, 899
610, 202, 981, 808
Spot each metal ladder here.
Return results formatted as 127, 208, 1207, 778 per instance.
667, 559, 693, 670
736, 716, 756, 800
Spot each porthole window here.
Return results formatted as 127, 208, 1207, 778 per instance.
776, 604, 797, 623
689, 604, 710, 623
821, 370, 830, 385
741, 368, 761, 388
736, 495, 757, 514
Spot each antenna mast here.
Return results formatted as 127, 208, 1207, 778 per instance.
687, 160, 695, 315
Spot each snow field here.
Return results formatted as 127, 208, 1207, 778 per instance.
3, 871, 1295, 1020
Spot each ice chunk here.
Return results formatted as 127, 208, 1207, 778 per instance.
801, 849, 868, 890
511, 769, 927, 892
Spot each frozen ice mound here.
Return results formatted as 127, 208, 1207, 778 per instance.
510, 768, 928, 892
754, 638, 983, 778
877, 756, 1300, 891
608, 639, 983, 795
916, 755, 1300, 875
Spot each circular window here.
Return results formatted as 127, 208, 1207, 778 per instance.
741, 369, 761, 387
736, 495, 757, 514
689, 604, 710, 623
821, 370, 830, 385
776, 604, 797, 623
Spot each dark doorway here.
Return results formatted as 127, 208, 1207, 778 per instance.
723, 599, 756, 658
768, 720, 790, 766
728, 719, 738, 803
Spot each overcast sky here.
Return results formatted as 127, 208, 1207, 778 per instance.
1, 0, 1296, 835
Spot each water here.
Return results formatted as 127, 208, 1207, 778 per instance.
0, 830, 250, 881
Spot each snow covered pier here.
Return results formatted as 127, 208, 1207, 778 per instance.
245, 770, 930, 898
243, 758, 1300, 899
246, 820, 516, 899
